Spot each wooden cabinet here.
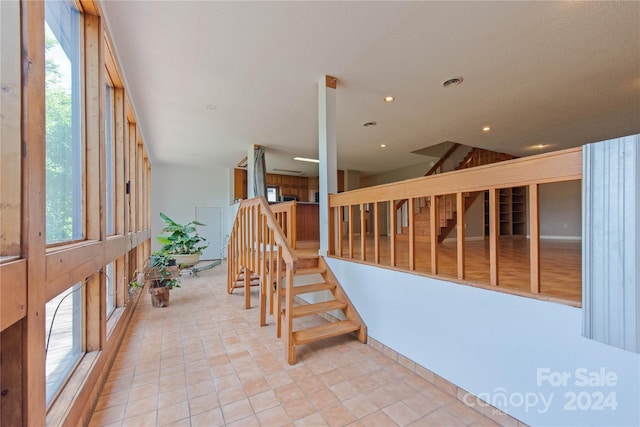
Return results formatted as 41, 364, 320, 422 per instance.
234, 168, 247, 201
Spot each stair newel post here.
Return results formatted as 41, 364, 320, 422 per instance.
275, 245, 283, 338
284, 265, 296, 364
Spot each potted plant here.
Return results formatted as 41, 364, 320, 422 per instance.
156, 212, 208, 268
133, 251, 181, 307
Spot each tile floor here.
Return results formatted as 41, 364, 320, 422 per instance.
89, 261, 508, 426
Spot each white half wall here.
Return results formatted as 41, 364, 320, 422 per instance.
151, 163, 231, 255
326, 257, 640, 426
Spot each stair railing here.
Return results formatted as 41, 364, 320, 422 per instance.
227, 196, 298, 344
270, 200, 297, 249
328, 147, 583, 304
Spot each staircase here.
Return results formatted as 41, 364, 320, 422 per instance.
272, 249, 366, 364
228, 197, 366, 365
398, 147, 515, 242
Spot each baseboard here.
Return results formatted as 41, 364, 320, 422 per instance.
537, 235, 581, 241
441, 236, 486, 243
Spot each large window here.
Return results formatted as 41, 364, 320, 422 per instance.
105, 262, 115, 317
45, 0, 83, 244
45, 282, 84, 405
105, 82, 115, 235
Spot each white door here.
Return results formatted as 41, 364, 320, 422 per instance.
195, 207, 223, 260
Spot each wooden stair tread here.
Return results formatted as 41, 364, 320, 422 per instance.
295, 267, 325, 276
293, 320, 360, 345
291, 300, 346, 317
292, 282, 335, 295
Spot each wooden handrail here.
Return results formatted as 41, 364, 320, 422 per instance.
328, 147, 583, 305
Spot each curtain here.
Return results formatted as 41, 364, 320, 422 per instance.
253, 145, 267, 198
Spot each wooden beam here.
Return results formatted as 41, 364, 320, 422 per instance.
529, 185, 540, 293
86, 273, 103, 352
489, 189, 500, 286
325, 75, 337, 89
456, 192, 465, 280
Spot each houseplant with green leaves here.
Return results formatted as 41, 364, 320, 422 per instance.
156, 212, 208, 267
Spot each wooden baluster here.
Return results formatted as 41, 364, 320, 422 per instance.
409, 198, 415, 270
348, 205, 354, 259
337, 206, 344, 257
390, 200, 397, 267
374, 202, 380, 264
489, 189, 500, 285
456, 192, 465, 279
529, 184, 540, 293
430, 195, 438, 274
285, 266, 295, 364
360, 203, 366, 261
275, 245, 283, 338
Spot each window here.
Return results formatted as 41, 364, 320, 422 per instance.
0, 0, 22, 261
105, 262, 115, 317
45, 282, 84, 405
45, 0, 83, 244
267, 186, 278, 203
105, 82, 115, 235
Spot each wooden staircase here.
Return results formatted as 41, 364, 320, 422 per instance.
398, 147, 515, 242
227, 197, 366, 365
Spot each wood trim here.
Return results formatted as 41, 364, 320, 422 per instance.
489, 189, 499, 286
114, 88, 125, 234
0, 260, 27, 331
46, 242, 103, 301
329, 147, 582, 207
529, 184, 540, 293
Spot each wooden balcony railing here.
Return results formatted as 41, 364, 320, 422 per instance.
328, 147, 583, 304
270, 200, 297, 249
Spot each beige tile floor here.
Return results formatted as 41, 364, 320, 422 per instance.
89, 261, 507, 427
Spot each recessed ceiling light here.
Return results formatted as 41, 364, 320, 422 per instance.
482, 126, 491, 132
442, 76, 464, 87
206, 104, 217, 110
363, 121, 377, 127
380, 144, 387, 148
383, 96, 395, 103
293, 157, 320, 163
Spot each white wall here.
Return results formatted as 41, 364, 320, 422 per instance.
151, 163, 232, 255
539, 180, 581, 239
326, 258, 640, 426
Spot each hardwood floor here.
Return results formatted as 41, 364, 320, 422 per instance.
330, 235, 582, 304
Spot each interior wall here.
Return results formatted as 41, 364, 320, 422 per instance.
443, 195, 485, 240
326, 257, 639, 426
360, 161, 431, 188
539, 180, 582, 239
151, 163, 231, 253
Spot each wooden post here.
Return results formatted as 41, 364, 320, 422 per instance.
456, 192, 465, 279
529, 184, 540, 293
489, 189, 500, 285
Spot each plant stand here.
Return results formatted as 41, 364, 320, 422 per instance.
144, 262, 179, 308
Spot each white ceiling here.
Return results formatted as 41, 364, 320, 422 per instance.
101, 1, 640, 178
